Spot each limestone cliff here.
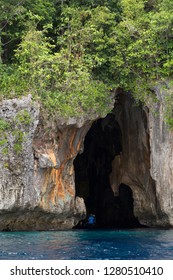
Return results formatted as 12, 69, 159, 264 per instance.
74, 91, 171, 228
0, 89, 173, 230
0, 95, 96, 230
148, 86, 173, 226
110, 92, 169, 227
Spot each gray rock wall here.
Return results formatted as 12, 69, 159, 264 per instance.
110, 93, 165, 226
0, 95, 92, 230
0, 95, 39, 212
110, 91, 173, 227
149, 87, 173, 225
0, 90, 173, 230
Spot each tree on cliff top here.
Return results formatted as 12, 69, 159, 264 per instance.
0, 0, 173, 121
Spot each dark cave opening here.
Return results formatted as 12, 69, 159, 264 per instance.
74, 113, 140, 229
118, 183, 140, 228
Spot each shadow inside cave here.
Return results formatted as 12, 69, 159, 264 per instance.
74, 113, 142, 229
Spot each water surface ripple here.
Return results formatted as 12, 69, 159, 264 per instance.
0, 229, 173, 260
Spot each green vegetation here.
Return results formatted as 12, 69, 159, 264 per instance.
0, 139, 7, 146
0, 119, 9, 157
0, 109, 31, 156
15, 109, 31, 125
3, 162, 9, 169
2, 147, 8, 155
0, 119, 10, 132
0, 0, 173, 121
12, 129, 24, 154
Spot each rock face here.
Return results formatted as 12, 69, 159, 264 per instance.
109, 89, 173, 227
0, 95, 39, 212
110, 92, 168, 227
0, 95, 94, 230
148, 87, 173, 226
0, 89, 173, 230
74, 91, 171, 228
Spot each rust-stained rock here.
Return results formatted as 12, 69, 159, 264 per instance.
0, 95, 98, 230
32, 119, 92, 221
1, 89, 173, 230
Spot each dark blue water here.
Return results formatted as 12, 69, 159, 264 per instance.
0, 229, 173, 260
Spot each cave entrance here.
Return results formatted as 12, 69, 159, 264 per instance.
74, 114, 139, 228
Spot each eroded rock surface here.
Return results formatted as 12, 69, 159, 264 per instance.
0, 95, 39, 212
0, 95, 95, 230
109, 93, 159, 226
0, 90, 173, 230
110, 92, 171, 227
148, 87, 173, 226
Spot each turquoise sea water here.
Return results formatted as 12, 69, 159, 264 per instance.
0, 229, 173, 260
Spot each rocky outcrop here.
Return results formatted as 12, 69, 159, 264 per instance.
148, 86, 173, 226
110, 91, 172, 227
0, 95, 39, 211
109, 93, 162, 226
31, 115, 92, 230
0, 95, 99, 230
1, 88, 173, 230
74, 91, 173, 228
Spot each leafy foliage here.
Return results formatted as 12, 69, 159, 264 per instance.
0, 0, 173, 121
0, 118, 10, 132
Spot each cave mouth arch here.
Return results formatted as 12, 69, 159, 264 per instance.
74, 113, 140, 228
